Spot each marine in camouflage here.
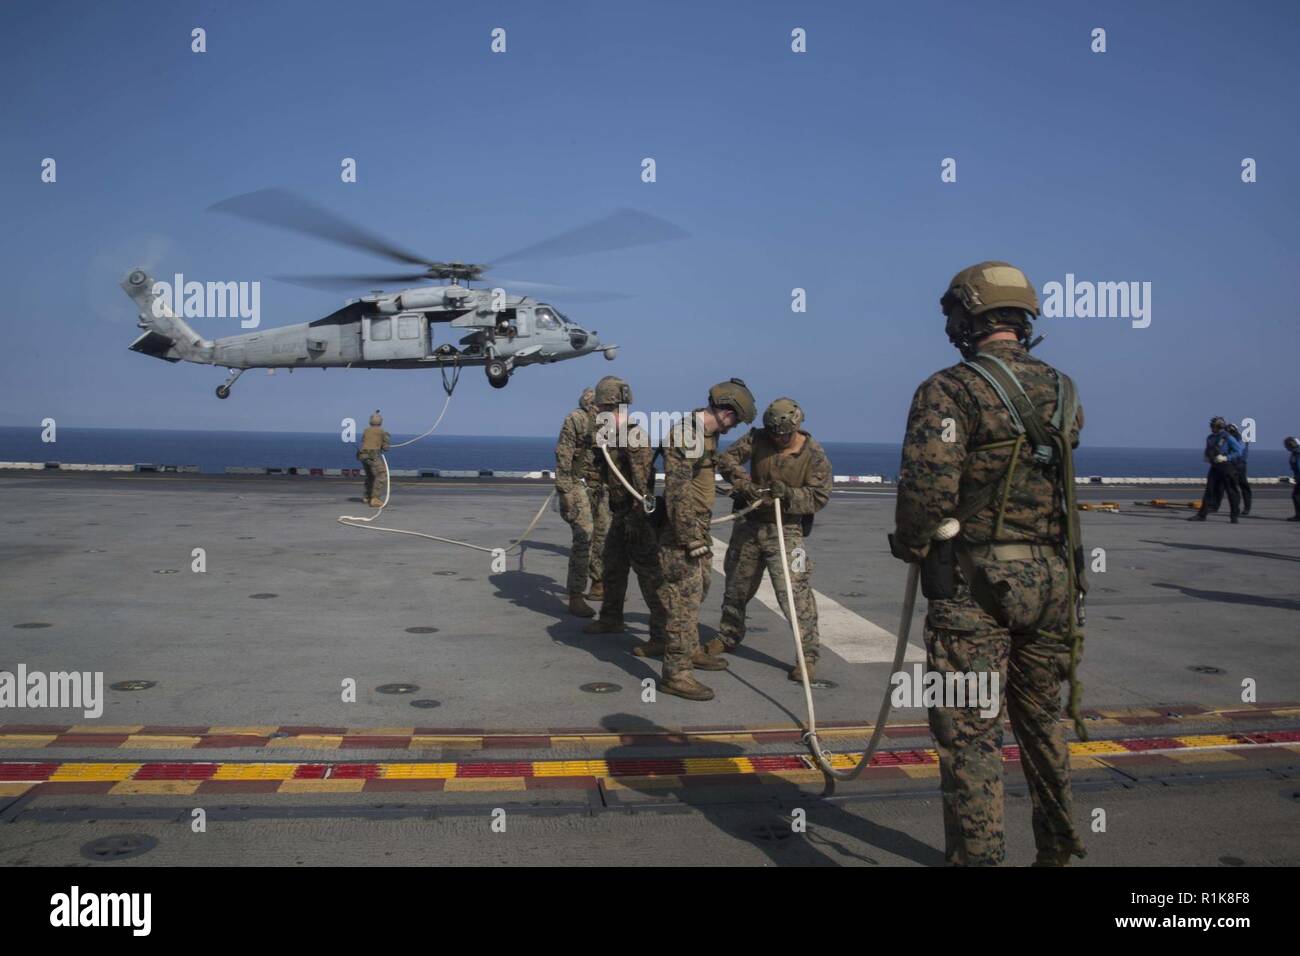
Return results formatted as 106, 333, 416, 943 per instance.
554, 388, 610, 595
357, 418, 391, 505
895, 332, 1087, 867
715, 426, 833, 663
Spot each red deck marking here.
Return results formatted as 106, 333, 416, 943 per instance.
747, 755, 806, 772
1240, 729, 1300, 744
0, 763, 57, 781
330, 763, 383, 779
1119, 737, 1184, 751
292, 764, 329, 779
133, 763, 218, 781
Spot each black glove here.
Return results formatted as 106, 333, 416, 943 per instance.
888, 533, 928, 564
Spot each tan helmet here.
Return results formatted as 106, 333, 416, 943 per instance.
763, 397, 804, 436
594, 375, 632, 406
579, 387, 597, 413
708, 378, 756, 424
369, 410, 383, 426
941, 261, 1040, 317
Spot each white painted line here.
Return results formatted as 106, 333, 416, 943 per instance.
710, 536, 925, 664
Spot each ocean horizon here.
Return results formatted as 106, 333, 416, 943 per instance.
1, 426, 1292, 480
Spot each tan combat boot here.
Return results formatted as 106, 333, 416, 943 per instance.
702, 638, 735, 657
368, 497, 383, 508
787, 661, 816, 683
568, 593, 595, 618
692, 649, 728, 671
631, 638, 665, 658
582, 618, 625, 634
587, 580, 604, 602
659, 673, 714, 701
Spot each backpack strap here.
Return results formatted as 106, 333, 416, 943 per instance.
963, 354, 1056, 464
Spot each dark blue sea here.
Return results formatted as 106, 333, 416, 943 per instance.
1, 427, 1292, 479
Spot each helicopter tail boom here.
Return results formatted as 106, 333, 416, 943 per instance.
122, 269, 215, 365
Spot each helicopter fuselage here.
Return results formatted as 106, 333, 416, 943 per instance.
122, 269, 617, 396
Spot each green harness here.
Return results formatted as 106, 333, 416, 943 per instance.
957, 353, 1090, 740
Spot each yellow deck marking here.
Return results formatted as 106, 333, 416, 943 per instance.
378, 763, 458, 780
211, 763, 299, 780
49, 763, 141, 781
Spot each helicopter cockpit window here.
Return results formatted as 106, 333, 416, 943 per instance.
370, 317, 392, 341
535, 307, 560, 330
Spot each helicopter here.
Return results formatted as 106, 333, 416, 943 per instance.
121, 190, 687, 398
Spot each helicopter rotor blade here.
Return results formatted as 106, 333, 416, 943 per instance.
210, 189, 433, 267
490, 208, 688, 266
272, 272, 433, 292
491, 278, 632, 303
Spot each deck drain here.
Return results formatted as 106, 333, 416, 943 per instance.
85, 548, 107, 554
405, 627, 439, 634
410, 699, 441, 709
1188, 665, 1225, 675
80, 834, 158, 862
154, 569, 180, 574
249, 593, 278, 599
13, 622, 52, 629
111, 680, 156, 691
376, 683, 419, 694
580, 682, 621, 694
1218, 856, 1245, 867
840, 591, 866, 598
432, 571, 457, 576
237, 536, 255, 540
809, 679, 837, 690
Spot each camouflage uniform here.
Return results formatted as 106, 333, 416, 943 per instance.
715, 428, 832, 663
357, 422, 391, 503
896, 339, 1085, 866
554, 389, 611, 595
657, 411, 718, 679
591, 422, 667, 636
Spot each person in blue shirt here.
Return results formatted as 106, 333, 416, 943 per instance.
1287, 436, 1300, 522
1225, 422, 1251, 515
1190, 416, 1241, 523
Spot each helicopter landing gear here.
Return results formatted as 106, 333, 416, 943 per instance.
486, 359, 510, 389
216, 368, 244, 399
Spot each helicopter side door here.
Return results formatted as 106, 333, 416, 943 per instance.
363, 313, 426, 362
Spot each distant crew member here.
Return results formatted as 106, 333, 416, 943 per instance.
357, 410, 391, 507
1190, 417, 1242, 523
710, 397, 833, 682
893, 261, 1087, 866
1287, 437, 1300, 522
555, 387, 611, 617
1225, 422, 1251, 515
654, 378, 756, 701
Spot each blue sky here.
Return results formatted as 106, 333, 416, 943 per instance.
1, 0, 1296, 447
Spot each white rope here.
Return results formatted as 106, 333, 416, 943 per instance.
774, 498, 941, 782
337, 388, 554, 554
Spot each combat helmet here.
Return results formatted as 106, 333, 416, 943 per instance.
708, 378, 756, 424
1285, 437, 1299, 451
579, 387, 597, 414
941, 261, 1039, 356
369, 410, 383, 426
763, 397, 804, 437
1209, 416, 1227, 431
594, 375, 632, 406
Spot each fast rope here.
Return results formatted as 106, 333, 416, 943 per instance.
596, 441, 767, 524
337, 375, 555, 555
773, 498, 960, 789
